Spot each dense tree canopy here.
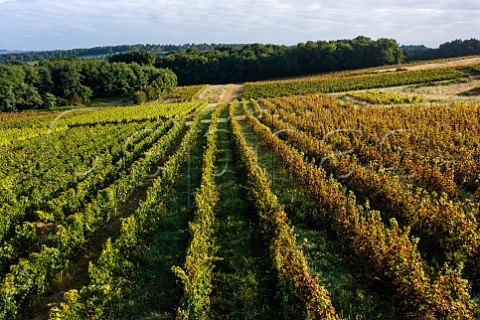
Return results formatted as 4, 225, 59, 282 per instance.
404, 38, 480, 61
107, 51, 157, 66
0, 58, 177, 112
153, 37, 404, 85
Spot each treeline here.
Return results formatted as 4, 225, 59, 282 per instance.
405, 38, 480, 61
0, 43, 246, 64
0, 58, 176, 112
153, 37, 404, 85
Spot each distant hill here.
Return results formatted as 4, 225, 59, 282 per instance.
2, 38, 479, 65
404, 39, 480, 61
400, 45, 428, 51
0, 50, 24, 55
0, 43, 245, 63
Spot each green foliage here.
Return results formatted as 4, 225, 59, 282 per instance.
0, 102, 206, 318
107, 50, 157, 65
347, 90, 423, 104
0, 65, 42, 112
174, 103, 225, 319
156, 36, 404, 85
132, 90, 147, 104
405, 38, 480, 61
49, 109, 205, 319
0, 59, 177, 112
42, 93, 57, 109
165, 85, 208, 102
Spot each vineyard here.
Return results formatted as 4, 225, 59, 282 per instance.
0, 59, 480, 319
242, 63, 479, 99
346, 90, 423, 104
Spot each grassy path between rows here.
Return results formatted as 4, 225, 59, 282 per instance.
112, 111, 210, 319
209, 105, 281, 319
104, 87, 256, 319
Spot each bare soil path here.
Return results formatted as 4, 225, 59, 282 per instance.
377, 56, 480, 73
198, 84, 242, 105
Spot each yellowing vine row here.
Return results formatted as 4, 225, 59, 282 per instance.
242, 100, 475, 318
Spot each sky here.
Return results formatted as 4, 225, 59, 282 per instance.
0, 0, 478, 51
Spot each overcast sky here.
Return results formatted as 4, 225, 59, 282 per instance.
0, 0, 478, 51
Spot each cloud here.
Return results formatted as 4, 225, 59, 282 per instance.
0, 0, 478, 50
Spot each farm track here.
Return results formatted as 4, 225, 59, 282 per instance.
113, 112, 209, 319
377, 56, 480, 73
198, 84, 242, 107
209, 105, 280, 319
99, 85, 244, 318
